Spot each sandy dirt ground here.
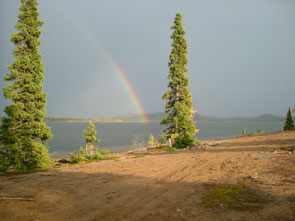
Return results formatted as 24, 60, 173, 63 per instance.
0, 131, 294, 221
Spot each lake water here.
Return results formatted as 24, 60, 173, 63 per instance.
47, 121, 284, 158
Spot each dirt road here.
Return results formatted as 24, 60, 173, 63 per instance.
0, 131, 294, 220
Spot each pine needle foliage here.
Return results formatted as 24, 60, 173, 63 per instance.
161, 13, 198, 148
83, 122, 100, 144
284, 108, 295, 131
83, 122, 100, 155
0, 0, 52, 172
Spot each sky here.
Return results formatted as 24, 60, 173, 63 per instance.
0, 0, 294, 118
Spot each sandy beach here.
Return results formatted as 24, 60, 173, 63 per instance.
0, 131, 294, 221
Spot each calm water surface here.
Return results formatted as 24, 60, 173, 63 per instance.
47, 121, 284, 158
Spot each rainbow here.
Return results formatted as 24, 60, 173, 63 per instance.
50, 2, 148, 122
104, 55, 149, 123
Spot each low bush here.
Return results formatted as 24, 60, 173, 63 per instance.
71, 146, 111, 163
147, 145, 176, 152
173, 136, 197, 149
0, 154, 9, 173
252, 130, 265, 135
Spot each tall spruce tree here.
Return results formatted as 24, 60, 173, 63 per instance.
283, 108, 295, 131
0, 0, 52, 172
161, 13, 198, 148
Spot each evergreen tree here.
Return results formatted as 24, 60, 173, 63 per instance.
0, 0, 52, 172
83, 123, 100, 155
283, 108, 295, 131
83, 122, 100, 144
161, 13, 198, 148
71, 123, 104, 162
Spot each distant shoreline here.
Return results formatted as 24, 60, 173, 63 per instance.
43, 120, 285, 123
0, 119, 285, 123
0, 114, 285, 123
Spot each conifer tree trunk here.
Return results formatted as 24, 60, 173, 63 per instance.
0, 0, 52, 172
161, 13, 198, 148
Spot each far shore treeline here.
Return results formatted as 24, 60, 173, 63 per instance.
0, 113, 285, 123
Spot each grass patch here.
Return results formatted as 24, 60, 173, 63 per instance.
202, 184, 267, 211
147, 146, 177, 152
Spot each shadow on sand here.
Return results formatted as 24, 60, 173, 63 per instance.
0, 166, 294, 221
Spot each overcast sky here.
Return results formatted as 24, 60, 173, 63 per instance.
0, 0, 294, 118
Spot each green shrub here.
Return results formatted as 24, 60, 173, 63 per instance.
173, 136, 196, 149
71, 147, 87, 163
71, 146, 111, 163
99, 150, 111, 155
0, 154, 9, 173
252, 130, 265, 135
147, 145, 177, 152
